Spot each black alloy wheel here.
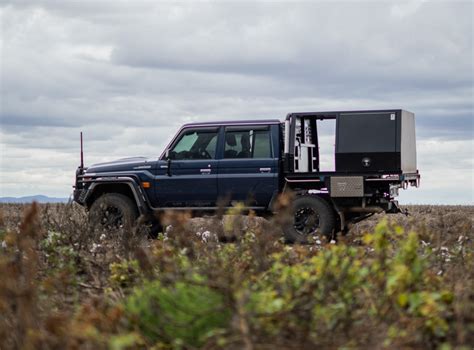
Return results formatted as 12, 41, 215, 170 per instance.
89, 193, 138, 230
284, 195, 336, 243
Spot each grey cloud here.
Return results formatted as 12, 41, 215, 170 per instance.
109, 2, 472, 86
416, 113, 473, 140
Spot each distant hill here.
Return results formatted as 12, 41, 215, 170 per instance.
0, 195, 69, 203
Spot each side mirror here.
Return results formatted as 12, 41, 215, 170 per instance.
165, 149, 170, 159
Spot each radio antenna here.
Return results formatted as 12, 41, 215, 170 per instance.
80, 131, 84, 169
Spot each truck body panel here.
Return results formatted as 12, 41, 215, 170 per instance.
154, 159, 219, 207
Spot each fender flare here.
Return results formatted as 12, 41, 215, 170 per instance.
84, 176, 149, 215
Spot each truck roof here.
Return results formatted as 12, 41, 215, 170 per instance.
285, 109, 409, 120
182, 119, 281, 127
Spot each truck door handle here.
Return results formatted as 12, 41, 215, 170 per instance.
259, 167, 271, 173
200, 169, 211, 174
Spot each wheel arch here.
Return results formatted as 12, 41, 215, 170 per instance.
283, 185, 335, 210
84, 179, 147, 215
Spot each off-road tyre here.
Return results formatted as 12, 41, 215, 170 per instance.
283, 195, 336, 244
89, 193, 139, 230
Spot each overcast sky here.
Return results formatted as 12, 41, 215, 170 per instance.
0, 0, 473, 204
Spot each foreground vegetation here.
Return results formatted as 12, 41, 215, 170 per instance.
0, 203, 473, 349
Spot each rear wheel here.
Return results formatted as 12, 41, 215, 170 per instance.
89, 193, 138, 230
284, 195, 336, 243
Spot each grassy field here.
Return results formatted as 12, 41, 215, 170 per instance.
0, 203, 473, 349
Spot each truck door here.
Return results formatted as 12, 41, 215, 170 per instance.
154, 127, 219, 207
217, 125, 278, 209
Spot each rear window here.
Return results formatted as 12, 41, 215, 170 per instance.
224, 129, 271, 159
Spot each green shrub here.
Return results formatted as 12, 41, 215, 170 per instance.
248, 244, 366, 341
109, 259, 142, 290
124, 276, 230, 347
246, 219, 455, 347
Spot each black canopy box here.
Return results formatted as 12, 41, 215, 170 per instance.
335, 110, 417, 174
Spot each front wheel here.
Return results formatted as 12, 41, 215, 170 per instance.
283, 195, 336, 243
89, 193, 138, 230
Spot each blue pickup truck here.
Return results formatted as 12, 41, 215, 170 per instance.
74, 110, 420, 242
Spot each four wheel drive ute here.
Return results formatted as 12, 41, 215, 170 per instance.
73, 109, 420, 242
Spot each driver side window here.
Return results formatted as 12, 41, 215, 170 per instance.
169, 129, 218, 160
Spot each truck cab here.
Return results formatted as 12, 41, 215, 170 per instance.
151, 120, 281, 210
74, 110, 420, 242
